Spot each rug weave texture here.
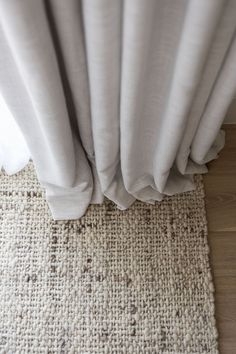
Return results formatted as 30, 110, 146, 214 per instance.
0, 164, 218, 353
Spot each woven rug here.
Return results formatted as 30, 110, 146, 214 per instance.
0, 163, 218, 353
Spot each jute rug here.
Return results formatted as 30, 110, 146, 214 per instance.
0, 163, 218, 353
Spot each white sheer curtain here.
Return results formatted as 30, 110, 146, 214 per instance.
0, 94, 30, 174
0, 0, 236, 220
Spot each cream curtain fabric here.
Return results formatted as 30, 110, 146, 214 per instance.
0, 94, 30, 174
0, 0, 236, 220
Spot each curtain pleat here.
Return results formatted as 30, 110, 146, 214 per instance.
0, 0, 236, 219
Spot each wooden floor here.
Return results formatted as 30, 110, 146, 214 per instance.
204, 125, 236, 354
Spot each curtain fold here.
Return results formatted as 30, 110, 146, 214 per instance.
0, 0, 236, 220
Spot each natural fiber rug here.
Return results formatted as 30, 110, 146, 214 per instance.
0, 163, 218, 353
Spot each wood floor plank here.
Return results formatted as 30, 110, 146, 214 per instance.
204, 124, 236, 354
208, 232, 236, 276
205, 199, 236, 232
223, 125, 236, 148
204, 175, 236, 194
207, 125, 236, 176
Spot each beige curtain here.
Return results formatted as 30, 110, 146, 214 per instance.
0, 0, 236, 220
